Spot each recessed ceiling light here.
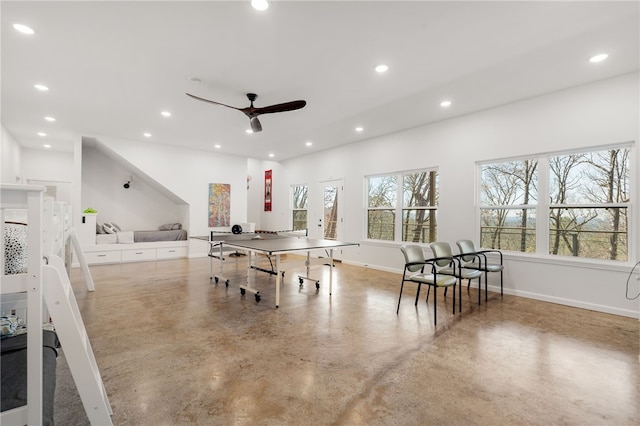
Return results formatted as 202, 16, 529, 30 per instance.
251, 0, 269, 11
268, 153, 275, 158
440, 100, 452, 108
355, 126, 364, 132
143, 133, 152, 138
43, 144, 52, 148
246, 129, 254, 134
34, 84, 49, 91
44, 116, 56, 122
161, 111, 171, 117
214, 144, 221, 149
305, 141, 313, 147
375, 64, 389, 73
37, 132, 47, 137
589, 53, 608, 63
13, 24, 34, 35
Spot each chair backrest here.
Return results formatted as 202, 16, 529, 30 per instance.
400, 244, 426, 273
429, 242, 453, 267
456, 239, 477, 262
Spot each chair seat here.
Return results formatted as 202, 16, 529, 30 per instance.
408, 273, 457, 287
439, 266, 483, 279
463, 261, 504, 272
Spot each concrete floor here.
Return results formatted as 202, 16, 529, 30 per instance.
55, 256, 639, 425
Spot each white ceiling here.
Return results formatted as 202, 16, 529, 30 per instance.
2, 1, 639, 161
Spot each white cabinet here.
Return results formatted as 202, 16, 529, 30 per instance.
79, 213, 97, 245
81, 241, 188, 265
121, 248, 156, 262
84, 250, 121, 264
157, 246, 188, 259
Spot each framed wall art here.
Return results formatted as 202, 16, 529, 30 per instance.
264, 170, 272, 211
208, 183, 230, 227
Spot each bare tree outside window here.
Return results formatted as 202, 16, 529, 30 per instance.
367, 170, 438, 242
292, 185, 308, 231
480, 146, 630, 261
367, 175, 396, 240
480, 159, 537, 251
550, 148, 629, 260
323, 186, 338, 240
402, 171, 438, 243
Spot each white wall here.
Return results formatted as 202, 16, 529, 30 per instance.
21, 148, 74, 204
81, 144, 186, 232
270, 73, 640, 318
247, 158, 269, 227
81, 137, 249, 256
27, 73, 633, 318
1, 125, 22, 183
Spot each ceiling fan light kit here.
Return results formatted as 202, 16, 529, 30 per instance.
186, 92, 306, 132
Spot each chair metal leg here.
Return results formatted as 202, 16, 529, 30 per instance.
484, 274, 488, 302
396, 280, 405, 314
415, 283, 422, 306
426, 285, 431, 301
433, 286, 437, 325
452, 283, 456, 315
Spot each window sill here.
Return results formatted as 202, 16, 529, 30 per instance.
500, 251, 635, 273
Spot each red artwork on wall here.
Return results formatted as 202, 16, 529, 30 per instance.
264, 169, 272, 211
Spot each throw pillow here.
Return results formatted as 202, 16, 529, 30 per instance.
103, 223, 117, 234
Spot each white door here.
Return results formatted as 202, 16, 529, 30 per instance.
318, 179, 344, 243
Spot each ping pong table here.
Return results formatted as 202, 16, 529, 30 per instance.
207, 231, 358, 308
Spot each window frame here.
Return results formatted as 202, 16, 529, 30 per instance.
477, 143, 634, 263
365, 168, 438, 243
290, 184, 308, 232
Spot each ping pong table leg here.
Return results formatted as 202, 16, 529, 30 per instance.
275, 254, 281, 308
329, 249, 334, 296
239, 250, 261, 302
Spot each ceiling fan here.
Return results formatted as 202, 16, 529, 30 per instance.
186, 92, 306, 132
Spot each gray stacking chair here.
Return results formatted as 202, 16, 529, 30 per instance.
430, 241, 483, 306
456, 239, 504, 302
398, 244, 458, 325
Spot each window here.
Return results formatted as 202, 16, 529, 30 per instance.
367, 169, 438, 243
479, 159, 538, 252
479, 146, 631, 261
291, 185, 308, 231
549, 149, 630, 261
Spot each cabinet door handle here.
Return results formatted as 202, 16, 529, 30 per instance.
97, 254, 106, 257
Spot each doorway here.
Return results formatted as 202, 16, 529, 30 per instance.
318, 179, 344, 243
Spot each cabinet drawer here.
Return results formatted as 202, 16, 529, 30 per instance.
156, 246, 187, 259
85, 251, 121, 264
122, 248, 156, 262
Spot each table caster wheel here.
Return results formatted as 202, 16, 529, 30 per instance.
214, 276, 219, 283
255, 294, 261, 302
240, 288, 246, 295
315, 281, 320, 290
225, 280, 229, 288
299, 277, 304, 286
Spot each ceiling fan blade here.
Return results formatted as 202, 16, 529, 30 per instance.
186, 93, 241, 111
250, 117, 262, 132
251, 100, 307, 115
188, 92, 304, 133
